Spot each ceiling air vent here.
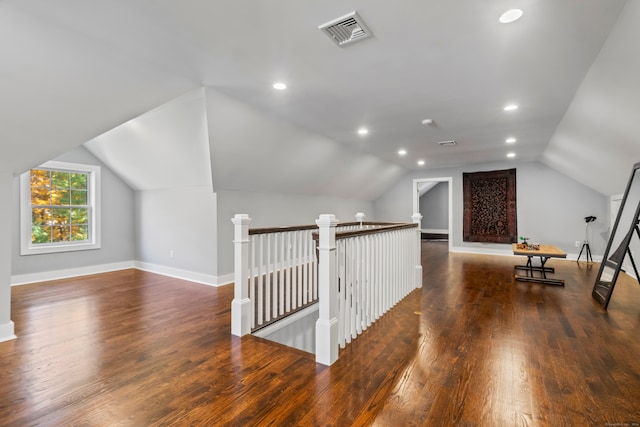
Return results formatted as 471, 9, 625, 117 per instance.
437, 140, 457, 146
319, 11, 373, 47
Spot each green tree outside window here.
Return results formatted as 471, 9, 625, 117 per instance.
30, 169, 90, 244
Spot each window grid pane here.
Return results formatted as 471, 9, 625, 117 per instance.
30, 168, 90, 245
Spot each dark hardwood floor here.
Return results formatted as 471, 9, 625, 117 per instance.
2, 242, 640, 426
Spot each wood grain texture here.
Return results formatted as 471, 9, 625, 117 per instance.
2, 242, 640, 426
512, 244, 567, 258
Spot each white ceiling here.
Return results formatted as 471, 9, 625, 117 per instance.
1, 0, 636, 198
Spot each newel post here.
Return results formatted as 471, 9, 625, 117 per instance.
412, 213, 423, 289
315, 214, 339, 366
231, 214, 252, 336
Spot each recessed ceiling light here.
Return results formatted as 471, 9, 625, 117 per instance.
507, 152, 516, 158
417, 160, 425, 166
357, 127, 369, 136
506, 137, 517, 144
272, 82, 287, 90
398, 149, 407, 156
504, 104, 518, 111
499, 9, 523, 24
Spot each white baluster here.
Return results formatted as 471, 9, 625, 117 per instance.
338, 239, 346, 348
279, 232, 285, 315
296, 231, 302, 307
266, 234, 272, 322
286, 232, 292, 312
257, 234, 264, 326
249, 236, 256, 328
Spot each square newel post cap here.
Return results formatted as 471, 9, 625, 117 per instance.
231, 214, 252, 225
411, 213, 423, 222
316, 214, 338, 227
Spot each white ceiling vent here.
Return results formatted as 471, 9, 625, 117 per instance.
437, 140, 457, 146
319, 12, 373, 47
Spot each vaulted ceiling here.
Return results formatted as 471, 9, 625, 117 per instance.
1, 0, 637, 199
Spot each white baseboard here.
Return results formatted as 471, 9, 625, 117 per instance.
11, 261, 135, 286
451, 246, 513, 256
422, 229, 449, 234
0, 321, 16, 343
134, 261, 233, 287
11, 261, 234, 288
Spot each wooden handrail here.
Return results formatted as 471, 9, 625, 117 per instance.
335, 223, 417, 240
248, 221, 407, 236
249, 224, 317, 235
312, 222, 417, 240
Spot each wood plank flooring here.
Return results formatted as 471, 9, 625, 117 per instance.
2, 241, 640, 426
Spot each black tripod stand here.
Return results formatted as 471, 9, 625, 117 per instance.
577, 216, 596, 263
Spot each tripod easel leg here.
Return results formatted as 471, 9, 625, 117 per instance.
577, 243, 593, 263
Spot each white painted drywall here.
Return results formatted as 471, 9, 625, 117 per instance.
0, 169, 15, 341
11, 146, 136, 276
419, 182, 449, 231
205, 88, 405, 200
135, 186, 217, 278
374, 161, 608, 256
84, 89, 211, 191
216, 189, 373, 277
543, 0, 640, 196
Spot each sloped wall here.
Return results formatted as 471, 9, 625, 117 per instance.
205, 88, 405, 200
11, 146, 136, 279
543, 0, 640, 196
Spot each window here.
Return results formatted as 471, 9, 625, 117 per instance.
20, 161, 101, 255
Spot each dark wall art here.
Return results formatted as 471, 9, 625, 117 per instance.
463, 168, 517, 243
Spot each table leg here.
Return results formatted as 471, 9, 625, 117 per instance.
514, 256, 564, 286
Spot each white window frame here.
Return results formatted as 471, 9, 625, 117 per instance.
20, 160, 101, 255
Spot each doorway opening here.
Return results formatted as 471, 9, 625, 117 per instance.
413, 177, 453, 252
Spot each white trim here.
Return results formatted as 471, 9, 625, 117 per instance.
0, 321, 16, 343
421, 228, 449, 234
134, 261, 233, 287
11, 261, 134, 286
20, 161, 101, 255
10, 260, 234, 288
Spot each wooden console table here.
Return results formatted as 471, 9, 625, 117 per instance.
512, 244, 567, 286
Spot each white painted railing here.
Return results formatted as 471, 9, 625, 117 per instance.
231, 213, 423, 367
315, 214, 422, 365
231, 216, 319, 334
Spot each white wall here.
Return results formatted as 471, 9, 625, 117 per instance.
0, 169, 15, 341
419, 182, 449, 231
542, 0, 640, 197
216, 189, 373, 277
374, 160, 608, 257
205, 88, 404, 201
135, 186, 218, 284
11, 146, 136, 281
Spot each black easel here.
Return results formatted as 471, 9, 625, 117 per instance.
577, 216, 595, 263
